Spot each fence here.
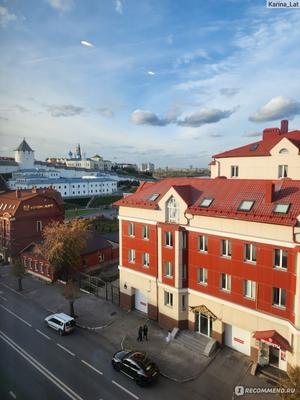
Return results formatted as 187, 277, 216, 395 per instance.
79, 272, 119, 305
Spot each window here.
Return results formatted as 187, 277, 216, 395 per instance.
182, 264, 187, 280
231, 165, 239, 178
279, 148, 289, 154
142, 252, 150, 267
198, 235, 208, 252
250, 143, 259, 151
164, 231, 173, 247
278, 165, 288, 178
128, 249, 136, 263
167, 196, 179, 223
28, 259, 32, 269
221, 239, 232, 257
200, 198, 214, 208
99, 254, 105, 263
273, 249, 288, 270
128, 223, 135, 237
244, 280, 256, 300
220, 273, 231, 292
164, 261, 173, 278
164, 291, 173, 307
272, 288, 286, 308
148, 193, 160, 201
37, 221, 43, 232
182, 232, 187, 249
273, 203, 290, 214
181, 294, 186, 310
244, 243, 257, 263
238, 200, 255, 212
39, 262, 44, 274
34, 260, 38, 272
142, 225, 149, 240
197, 268, 208, 285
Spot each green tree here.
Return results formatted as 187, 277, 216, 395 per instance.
11, 257, 25, 291
63, 280, 81, 317
279, 365, 300, 399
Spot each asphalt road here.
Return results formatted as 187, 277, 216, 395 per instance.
0, 283, 199, 400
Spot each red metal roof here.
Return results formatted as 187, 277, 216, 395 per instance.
253, 330, 291, 351
114, 177, 300, 226
212, 130, 300, 159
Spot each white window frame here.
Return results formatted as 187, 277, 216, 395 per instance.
128, 249, 136, 263
198, 235, 208, 252
181, 294, 186, 310
142, 252, 150, 267
231, 165, 239, 178
220, 273, 231, 292
128, 223, 135, 237
221, 239, 232, 258
244, 280, 256, 300
164, 261, 173, 278
272, 287, 286, 309
166, 196, 179, 223
244, 243, 257, 263
142, 225, 149, 240
165, 231, 173, 247
197, 267, 208, 285
273, 249, 288, 270
164, 291, 173, 307
278, 164, 288, 178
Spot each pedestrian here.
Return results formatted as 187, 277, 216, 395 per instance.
137, 326, 143, 342
143, 324, 148, 341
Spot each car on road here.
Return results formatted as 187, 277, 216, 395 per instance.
112, 350, 159, 386
44, 313, 75, 335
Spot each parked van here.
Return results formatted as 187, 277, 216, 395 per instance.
44, 313, 75, 335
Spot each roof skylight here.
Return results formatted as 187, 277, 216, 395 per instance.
250, 143, 259, 151
273, 203, 290, 214
200, 198, 214, 208
238, 200, 255, 212
148, 193, 160, 201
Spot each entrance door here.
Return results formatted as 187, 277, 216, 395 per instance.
269, 346, 280, 367
196, 312, 212, 337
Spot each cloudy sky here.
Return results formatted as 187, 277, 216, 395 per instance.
1, 0, 300, 167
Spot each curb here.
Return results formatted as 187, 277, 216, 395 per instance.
76, 318, 116, 331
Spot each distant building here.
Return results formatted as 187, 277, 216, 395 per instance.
210, 120, 300, 179
0, 188, 64, 262
140, 163, 155, 173
14, 138, 35, 170
116, 163, 138, 171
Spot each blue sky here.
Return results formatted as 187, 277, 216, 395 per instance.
1, 0, 300, 167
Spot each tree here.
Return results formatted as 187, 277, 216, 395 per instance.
41, 220, 89, 317
279, 365, 300, 399
11, 257, 25, 291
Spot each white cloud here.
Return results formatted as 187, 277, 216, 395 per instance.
178, 107, 237, 127
97, 107, 114, 118
175, 49, 209, 67
81, 40, 94, 48
148, 71, 155, 76
46, 0, 74, 12
131, 109, 169, 126
44, 104, 84, 117
0, 6, 17, 27
249, 96, 300, 122
115, 0, 124, 14
220, 88, 240, 97
243, 131, 261, 137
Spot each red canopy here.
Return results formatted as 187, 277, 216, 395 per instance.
253, 330, 291, 351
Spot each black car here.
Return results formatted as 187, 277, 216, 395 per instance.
112, 350, 159, 386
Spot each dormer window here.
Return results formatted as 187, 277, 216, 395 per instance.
273, 203, 290, 214
238, 200, 255, 212
148, 193, 160, 201
279, 148, 289, 154
166, 196, 179, 223
200, 198, 214, 208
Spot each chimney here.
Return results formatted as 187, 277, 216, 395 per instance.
16, 189, 20, 199
265, 182, 274, 203
262, 127, 281, 141
280, 120, 289, 134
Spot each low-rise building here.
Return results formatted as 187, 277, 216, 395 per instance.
114, 177, 300, 371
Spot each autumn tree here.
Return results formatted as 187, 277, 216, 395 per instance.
42, 219, 89, 317
11, 257, 26, 291
279, 365, 300, 400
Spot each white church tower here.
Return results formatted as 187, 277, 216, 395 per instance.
14, 138, 35, 170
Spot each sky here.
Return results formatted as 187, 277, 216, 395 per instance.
1, 0, 300, 168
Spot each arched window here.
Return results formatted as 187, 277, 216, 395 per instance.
279, 148, 289, 154
166, 196, 179, 223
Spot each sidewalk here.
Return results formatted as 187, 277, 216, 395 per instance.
0, 265, 213, 382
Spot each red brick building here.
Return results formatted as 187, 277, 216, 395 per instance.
0, 188, 64, 262
20, 231, 119, 282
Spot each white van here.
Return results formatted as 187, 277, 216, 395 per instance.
44, 313, 75, 335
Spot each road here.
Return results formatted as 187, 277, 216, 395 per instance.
0, 283, 199, 400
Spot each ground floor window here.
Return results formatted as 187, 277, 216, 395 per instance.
164, 291, 173, 307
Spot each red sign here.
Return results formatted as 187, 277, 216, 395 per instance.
140, 301, 147, 306
234, 337, 244, 344
261, 338, 280, 349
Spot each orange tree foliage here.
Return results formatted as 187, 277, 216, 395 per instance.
41, 219, 89, 280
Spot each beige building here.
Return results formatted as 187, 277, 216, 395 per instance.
210, 120, 300, 180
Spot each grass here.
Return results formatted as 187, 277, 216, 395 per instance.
89, 195, 122, 208
65, 208, 100, 218
90, 216, 119, 233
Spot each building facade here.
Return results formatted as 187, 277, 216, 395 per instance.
210, 120, 300, 180
115, 178, 300, 371
0, 188, 64, 261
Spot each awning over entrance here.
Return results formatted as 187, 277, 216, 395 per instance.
253, 330, 291, 351
189, 305, 218, 321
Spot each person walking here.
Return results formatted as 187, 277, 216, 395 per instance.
143, 324, 148, 341
137, 326, 143, 342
